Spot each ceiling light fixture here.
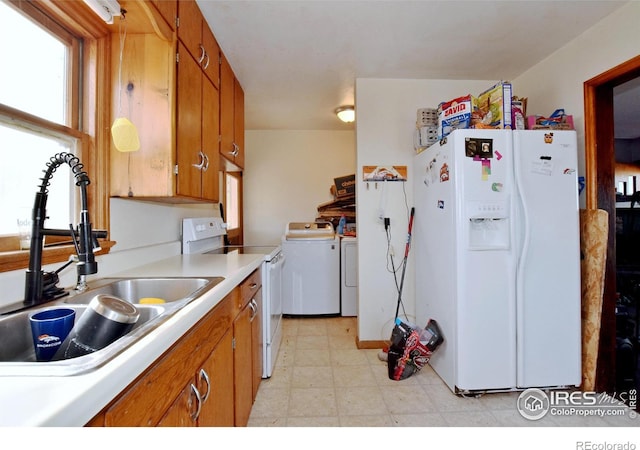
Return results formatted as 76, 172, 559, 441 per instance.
83, 0, 121, 24
335, 105, 355, 123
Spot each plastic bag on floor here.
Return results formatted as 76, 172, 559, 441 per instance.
387, 318, 444, 381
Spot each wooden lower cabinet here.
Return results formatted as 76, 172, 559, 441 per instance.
233, 300, 253, 426
158, 330, 234, 426
233, 269, 262, 426
251, 288, 263, 401
89, 270, 262, 427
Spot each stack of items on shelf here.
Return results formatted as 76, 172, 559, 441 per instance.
413, 108, 438, 152
415, 80, 575, 153
316, 174, 356, 234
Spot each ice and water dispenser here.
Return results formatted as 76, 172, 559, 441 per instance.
466, 200, 510, 250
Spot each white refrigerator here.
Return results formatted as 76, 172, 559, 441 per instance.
413, 129, 581, 393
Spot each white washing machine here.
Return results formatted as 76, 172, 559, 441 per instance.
340, 236, 358, 316
281, 222, 340, 315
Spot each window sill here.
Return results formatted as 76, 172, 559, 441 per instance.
0, 241, 116, 274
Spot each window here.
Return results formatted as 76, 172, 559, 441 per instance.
0, 1, 79, 237
0, 0, 112, 271
224, 171, 243, 245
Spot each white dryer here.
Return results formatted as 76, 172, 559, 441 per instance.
281, 222, 340, 315
340, 236, 358, 316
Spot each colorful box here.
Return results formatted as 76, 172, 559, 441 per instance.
437, 95, 473, 140
526, 109, 574, 130
471, 81, 513, 129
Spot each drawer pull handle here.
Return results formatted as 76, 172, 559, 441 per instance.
249, 299, 257, 320
199, 369, 211, 403
249, 283, 258, 290
189, 383, 202, 422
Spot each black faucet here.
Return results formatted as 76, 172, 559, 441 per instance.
24, 152, 107, 307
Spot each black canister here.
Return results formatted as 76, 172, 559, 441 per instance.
64, 294, 140, 358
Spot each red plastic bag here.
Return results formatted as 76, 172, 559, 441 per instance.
387, 319, 443, 381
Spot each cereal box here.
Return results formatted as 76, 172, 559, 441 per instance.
437, 94, 473, 140
471, 81, 513, 129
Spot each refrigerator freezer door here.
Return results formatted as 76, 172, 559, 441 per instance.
455, 130, 517, 391
513, 130, 581, 388
415, 130, 517, 392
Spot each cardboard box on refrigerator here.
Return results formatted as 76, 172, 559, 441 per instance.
471, 81, 513, 129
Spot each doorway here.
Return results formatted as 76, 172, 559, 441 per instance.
584, 54, 640, 397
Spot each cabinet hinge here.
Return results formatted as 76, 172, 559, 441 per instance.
176, 17, 180, 28
232, 337, 236, 350
174, 164, 179, 175
176, 52, 180, 64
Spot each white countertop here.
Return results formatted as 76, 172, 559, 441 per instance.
0, 253, 263, 426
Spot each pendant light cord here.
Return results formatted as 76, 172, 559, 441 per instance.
116, 12, 134, 196
117, 13, 127, 117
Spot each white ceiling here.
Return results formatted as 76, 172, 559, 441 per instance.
197, 0, 635, 135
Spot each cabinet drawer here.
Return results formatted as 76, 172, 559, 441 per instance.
239, 268, 261, 308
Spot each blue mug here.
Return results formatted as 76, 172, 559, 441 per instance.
29, 308, 76, 362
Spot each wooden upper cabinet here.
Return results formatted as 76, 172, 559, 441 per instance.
176, 42, 203, 199
177, 0, 220, 88
176, 42, 220, 202
201, 74, 221, 201
202, 24, 220, 88
233, 77, 245, 168
177, 0, 201, 58
152, 0, 177, 30
220, 53, 245, 168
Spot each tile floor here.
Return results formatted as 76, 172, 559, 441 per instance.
248, 316, 640, 428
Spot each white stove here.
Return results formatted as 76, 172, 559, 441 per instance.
182, 217, 283, 378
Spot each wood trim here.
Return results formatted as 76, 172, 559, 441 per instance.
0, 104, 85, 140
583, 54, 640, 394
356, 339, 388, 350
0, 241, 115, 273
36, 0, 110, 39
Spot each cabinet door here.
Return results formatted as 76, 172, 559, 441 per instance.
233, 303, 253, 426
233, 77, 245, 168
157, 382, 198, 427
197, 330, 234, 426
251, 288, 263, 401
177, 0, 203, 62
201, 74, 220, 202
202, 24, 220, 88
176, 43, 203, 198
153, 0, 177, 30
220, 53, 235, 164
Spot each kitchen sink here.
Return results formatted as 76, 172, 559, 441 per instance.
0, 276, 224, 376
63, 277, 220, 305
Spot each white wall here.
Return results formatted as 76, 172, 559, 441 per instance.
355, 78, 494, 341
243, 130, 356, 245
355, 1, 640, 343
512, 1, 640, 179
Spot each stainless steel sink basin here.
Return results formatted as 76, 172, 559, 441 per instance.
0, 304, 165, 362
0, 276, 224, 376
64, 277, 219, 305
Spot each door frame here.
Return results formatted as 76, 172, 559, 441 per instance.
584, 54, 640, 393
